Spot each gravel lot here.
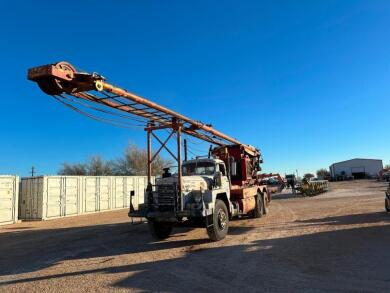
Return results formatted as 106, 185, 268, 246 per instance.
0, 179, 389, 292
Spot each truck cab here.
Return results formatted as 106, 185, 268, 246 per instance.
145, 158, 232, 239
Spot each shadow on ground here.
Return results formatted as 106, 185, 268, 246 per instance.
0, 212, 389, 292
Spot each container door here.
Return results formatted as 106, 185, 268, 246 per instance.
124, 177, 135, 208
0, 177, 15, 223
64, 177, 79, 216
32, 178, 43, 219
113, 177, 124, 209
46, 178, 62, 218
84, 177, 97, 212
20, 179, 28, 219
98, 177, 110, 211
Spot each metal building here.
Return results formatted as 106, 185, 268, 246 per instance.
19, 176, 152, 220
329, 158, 383, 180
0, 175, 19, 225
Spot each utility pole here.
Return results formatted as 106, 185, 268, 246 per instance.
31, 166, 35, 177
296, 169, 299, 179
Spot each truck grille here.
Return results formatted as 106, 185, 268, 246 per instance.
157, 184, 176, 211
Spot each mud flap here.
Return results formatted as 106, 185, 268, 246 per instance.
205, 210, 214, 228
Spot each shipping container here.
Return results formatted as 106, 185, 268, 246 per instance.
20, 176, 152, 220
0, 175, 19, 225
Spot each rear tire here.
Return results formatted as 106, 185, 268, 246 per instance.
148, 220, 172, 240
263, 193, 270, 215
207, 199, 229, 241
252, 192, 264, 218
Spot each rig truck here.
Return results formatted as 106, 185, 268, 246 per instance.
27, 61, 270, 241
143, 144, 270, 241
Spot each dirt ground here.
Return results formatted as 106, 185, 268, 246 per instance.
0, 179, 389, 292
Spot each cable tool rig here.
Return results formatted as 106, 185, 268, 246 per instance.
28, 61, 267, 241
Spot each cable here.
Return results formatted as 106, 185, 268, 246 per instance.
52, 95, 144, 129
59, 94, 148, 125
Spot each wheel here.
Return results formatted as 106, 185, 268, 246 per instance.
206, 199, 229, 241
37, 62, 76, 95
386, 199, 390, 213
148, 220, 172, 240
263, 192, 270, 215
252, 192, 264, 218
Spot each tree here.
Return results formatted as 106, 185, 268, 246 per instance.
85, 156, 113, 176
58, 143, 172, 176
303, 173, 315, 180
384, 164, 390, 170
59, 156, 112, 176
111, 143, 171, 176
58, 163, 87, 175
316, 168, 330, 179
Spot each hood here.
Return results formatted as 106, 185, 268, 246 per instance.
157, 175, 213, 191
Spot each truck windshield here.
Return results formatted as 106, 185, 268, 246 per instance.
182, 162, 215, 176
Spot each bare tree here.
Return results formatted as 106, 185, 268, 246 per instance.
58, 163, 87, 175
86, 156, 113, 176
58, 144, 171, 176
112, 144, 171, 176
59, 156, 112, 176
303, 173, 315, 180
316, 168, 330, 179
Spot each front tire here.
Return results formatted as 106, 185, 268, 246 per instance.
207, 199, 229, 241
148, 220, 172, 240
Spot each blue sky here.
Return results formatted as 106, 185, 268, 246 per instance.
0, 0, 389, 176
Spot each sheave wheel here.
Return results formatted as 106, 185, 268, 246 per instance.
37, 62, 76, 95
207, 199, 229, 241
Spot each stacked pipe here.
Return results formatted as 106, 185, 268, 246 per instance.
297, 180, 329, 197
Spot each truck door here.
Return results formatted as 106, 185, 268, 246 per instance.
218, 163, 230, 194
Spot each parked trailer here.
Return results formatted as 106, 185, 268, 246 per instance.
19, 176, 152, 220
0, 175, 19, 225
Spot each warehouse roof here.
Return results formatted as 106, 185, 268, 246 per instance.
330, 158, 382, 167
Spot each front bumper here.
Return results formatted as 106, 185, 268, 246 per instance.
128, 202, 213, 221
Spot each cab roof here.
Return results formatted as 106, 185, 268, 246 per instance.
182, 158, 224, 165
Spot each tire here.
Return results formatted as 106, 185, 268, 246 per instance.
386, 199, 390, 213
252, 192, 264, 218
148, 220, 172, 240
263, 192, 270, 215
206, 199, 229, 241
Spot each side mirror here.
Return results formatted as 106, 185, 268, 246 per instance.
130, 190, 135, 197
214, 171, 223, 187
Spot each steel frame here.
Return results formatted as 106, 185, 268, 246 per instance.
145, 120, 183, 196
27, 61, 255, 193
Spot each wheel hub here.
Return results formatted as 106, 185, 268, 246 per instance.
217, 209, 227, 230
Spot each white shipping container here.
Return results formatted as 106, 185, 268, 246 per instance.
0, 175, 19, 225
19, 176, 152, 220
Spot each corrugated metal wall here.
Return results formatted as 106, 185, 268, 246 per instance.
19, 176, 152, 220
0, 175, 19, 225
